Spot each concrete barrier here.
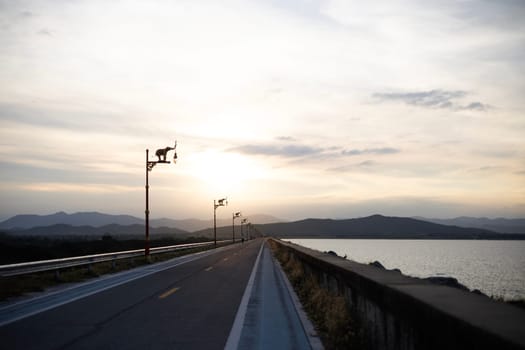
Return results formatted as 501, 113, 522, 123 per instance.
272, 239, 525, 350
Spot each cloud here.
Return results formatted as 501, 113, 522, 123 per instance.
373, 90, 490, 111
475, 149, 517, 158
231, 142, 401, 161
328, 160, 376, 172
358, 160, 375, 166
19, 11, 33, 17
473, 166, 506, 173
455, 0, 525, 31
17, 183, 136, 194
230, 144, 324, 158
0, 103, 149, 137
37, 28, 52, 36
0, 0, 522, 221
275, 136, 297, 142
459, 102, 489, 111
0, 160, 136, 185
342, 147, 400, 156
373, 90, 464, 108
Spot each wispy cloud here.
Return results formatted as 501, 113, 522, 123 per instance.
474, 166, 506, 173
16, 182, 137, 193
461, 102, 488, 111
275, 136, 297, 142
373, 90, 490, 111
230, 144, 324, 158
19, 11, 33, 18
342, 147, 400, 156
328, 160, 376, 173
37, 28, 52, 36
0, 103, 148, 137
231, 140, 401, 160
474, 149, 517, 158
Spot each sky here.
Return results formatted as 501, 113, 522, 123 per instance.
1, 0, 524, 221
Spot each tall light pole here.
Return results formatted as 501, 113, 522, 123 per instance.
240, 218, 247, 242
232, 212, 241, 243
145, 141, 177, 257
213, 198, 227, 248
246, 222, 252, 240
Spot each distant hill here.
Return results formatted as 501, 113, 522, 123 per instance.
3, 223, 190, 239
192, 223, 260, 241
151, 214, 284, 232
0, 211, 283, 232
0, 212, 143, 230
4, 212, 523, 239
414, 216, 525, 234
257, 214, 518, 239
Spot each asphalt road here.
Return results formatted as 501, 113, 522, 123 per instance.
0, 239, 263, 350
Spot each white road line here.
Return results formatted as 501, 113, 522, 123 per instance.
224, 240, 265, 350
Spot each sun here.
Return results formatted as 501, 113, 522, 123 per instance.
186, 150, 264, 195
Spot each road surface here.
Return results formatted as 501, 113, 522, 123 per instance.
0, 238, 318, 349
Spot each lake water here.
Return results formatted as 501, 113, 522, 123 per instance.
287, 239, 525, 300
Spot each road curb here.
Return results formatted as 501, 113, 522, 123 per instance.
271, 244, 325, 350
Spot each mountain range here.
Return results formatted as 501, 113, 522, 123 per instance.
2, 224, 190, 239
412, 216, 525, 234
1, 212, 524, 240
257, 215, 514, 239
0, 211, 283, 232
166, 214, 525, 240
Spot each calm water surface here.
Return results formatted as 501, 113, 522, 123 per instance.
288, 239, 525, 300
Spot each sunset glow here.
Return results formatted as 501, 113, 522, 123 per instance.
1, 0, 524, 221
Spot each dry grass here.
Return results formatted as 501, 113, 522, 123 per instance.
270, 240, 364, 350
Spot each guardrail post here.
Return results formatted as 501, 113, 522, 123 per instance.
88, 258, 94, 274
55, 269, 60, 281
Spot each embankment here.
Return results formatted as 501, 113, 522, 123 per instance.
271, 239, 525, 350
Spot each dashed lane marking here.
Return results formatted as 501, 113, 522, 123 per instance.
159, 287, 180, 299
205, 266, 213, 271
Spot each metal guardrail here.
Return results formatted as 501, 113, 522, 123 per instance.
0, 240, 230, 277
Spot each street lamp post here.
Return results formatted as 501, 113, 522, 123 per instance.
213, 198, 227, 248
246, 222, 251, 240
232, 212, 241, 243
241, 218, 247, 242
145, 141, 177, 257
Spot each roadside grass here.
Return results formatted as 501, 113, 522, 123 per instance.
0, 234, 211, 265
492, 295, 525, 310
0, 246, 210, 302
507, 299, 525, 309
269, 239, 365, 350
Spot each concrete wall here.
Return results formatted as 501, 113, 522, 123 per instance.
272, 239, 525, 350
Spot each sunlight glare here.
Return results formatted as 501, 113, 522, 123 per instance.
187, 150, 264, 195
